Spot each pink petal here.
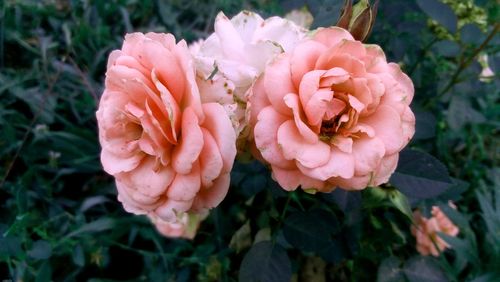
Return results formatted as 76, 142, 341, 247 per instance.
141, 40, 185, 100
304, 89, 334, 127
101, 148, 144, 175
172, 107, 204, 174
277, 120, 330, 168
388, 63, 414, 104
167, 162, 202, 202
319, 67, 350, 87
360, 105, 404, 155
372, 153, 399, 186
264, 54, 296, 116
313, 27, 354, 48
297, 147, 355, 180
201, 103, 237, 172
352, 137, 385, 175
315, 54, 366, 77
247, 76, 271, 131
331, 136, 353, 153
155, 198, 194, 223
119, 156, 176, 198
271, 166, 326, 191
199, 128, 224, 187
283, 93, 318, 143
254, 107, 296, 169
192, 173, 231, 211
290, 40, 327, 87
298, 70, 325, 107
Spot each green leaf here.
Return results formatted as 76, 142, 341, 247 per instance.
65, 217, 115, 238
416, 0, 457, 33
321, 189, 362, 213
72, 244, 85, 267
377, 256, 405, 282
387, 189, 413, 220
447, 96, 486, 130
229, 221, 252, 253
35, 261, 52, 282
433, 40, 460, 57
390, 149, 452, 199
414, 110, 436, 140
403, 256, 448, 282
283, 210, 338, 253
239, 241, 292, 282
460, 24, 484, 45
28, 240, 52, 260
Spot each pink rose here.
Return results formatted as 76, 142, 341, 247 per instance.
96, 32, 236, 227
149, 211, 207, 240
411, 206, 459, 256
248, 27, 415, 191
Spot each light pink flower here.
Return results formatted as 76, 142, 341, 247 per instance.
149, 211, 207, 240
96, 32, 236, 229
194, 11, 307, 140
248, 27, 415, 192
411, 206, 459, 256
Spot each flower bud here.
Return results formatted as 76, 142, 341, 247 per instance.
336, 0, 379, 42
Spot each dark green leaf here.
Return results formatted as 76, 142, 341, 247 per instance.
72, 245, 85, 267
447, 96, 486, 130
377, 256, 405, 282
414, 110, 436, 140
283, 210, 338, 253
28, 240, 52, 260
36, 261, 52, 282
433, 40, 460, 57
65, 217, 115, 238
403, 256, 448, 282
239, 241, 292, 282
460, 24, 484, 45
390, 149, 452, 199
321, 189, 361, 213
416, 0, 457, 33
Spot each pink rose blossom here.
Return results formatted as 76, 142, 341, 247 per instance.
248, 27, 415, 192
149, 211, 207, 240
96, 32, 236, 232
411, 206, 459, 256
194, 11, 307, 141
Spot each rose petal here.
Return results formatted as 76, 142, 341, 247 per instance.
201, 103, 237, 172
290, 40, 327, 87
192, 173, 231, 211
172, 107, 204, 174
167, 162, 202, 201
254, 107, 295, 169
199, 128, 224, 187
264, 54, 296, 116
297, 147, 355, 180
277, 120, 330, 168
283, 93, 318, 143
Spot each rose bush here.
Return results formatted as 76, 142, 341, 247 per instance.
96, 32, 236, 230
412, 206, 459, 256
249, 27, 415, 191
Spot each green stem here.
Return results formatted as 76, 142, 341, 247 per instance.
424, 23, 500, 108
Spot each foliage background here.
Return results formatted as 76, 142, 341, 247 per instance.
0, 0, 498, 281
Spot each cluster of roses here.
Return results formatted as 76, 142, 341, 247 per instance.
96, 10, 456, 256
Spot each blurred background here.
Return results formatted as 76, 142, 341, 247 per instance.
0, 0, 498, 281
